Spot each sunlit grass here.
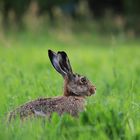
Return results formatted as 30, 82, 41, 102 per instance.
0, 31, 140, 140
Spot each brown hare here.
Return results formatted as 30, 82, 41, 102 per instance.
8, 50, 96, 122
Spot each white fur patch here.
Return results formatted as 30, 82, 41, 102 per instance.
34, 110, 46, 117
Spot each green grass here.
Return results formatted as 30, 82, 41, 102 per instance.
0, 31, 140, 140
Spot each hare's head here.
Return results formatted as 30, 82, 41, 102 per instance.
48, 50, 96, 97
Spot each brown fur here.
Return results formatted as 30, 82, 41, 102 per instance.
64, 77, 69, 96
8, 96, 85, 122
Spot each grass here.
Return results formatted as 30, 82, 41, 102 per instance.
0, 30, 140, 140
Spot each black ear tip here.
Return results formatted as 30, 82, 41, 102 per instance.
48, 50, 51, 57
58, 51, 67, 57
48, 49, 55, 58
58, 51, 66, 54
48, 49, 52, 54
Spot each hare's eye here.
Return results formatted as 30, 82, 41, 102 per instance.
80, 77, 87, 84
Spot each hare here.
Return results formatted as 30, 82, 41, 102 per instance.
8, 50, 96, 122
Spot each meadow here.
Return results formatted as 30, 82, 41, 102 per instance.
0, 30, 140, 140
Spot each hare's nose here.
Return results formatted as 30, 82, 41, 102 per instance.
89, 85, 96, 95
93, 86, 96, 92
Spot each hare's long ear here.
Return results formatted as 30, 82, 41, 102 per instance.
57, 51, 73, 75
48, 50, 66, 77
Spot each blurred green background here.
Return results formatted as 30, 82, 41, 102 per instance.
0, 0, 140, 140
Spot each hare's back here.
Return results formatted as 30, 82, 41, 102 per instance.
9, 96, 85, 121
